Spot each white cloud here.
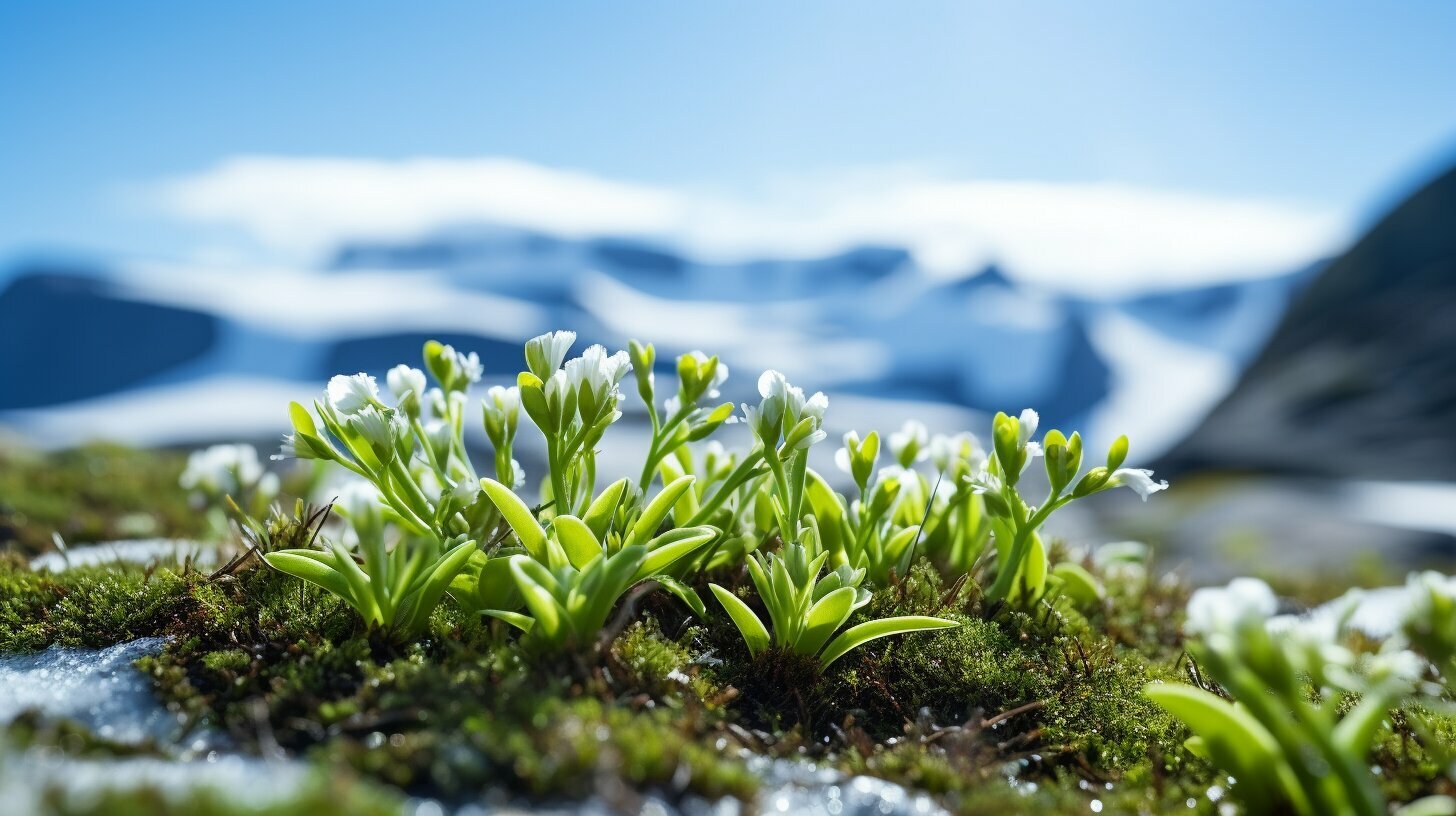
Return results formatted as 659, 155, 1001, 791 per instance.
153, 155, 1348, 295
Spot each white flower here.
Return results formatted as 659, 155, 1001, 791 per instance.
349, 405, 404, 449
703, 440, 729, 472
482, 385, 521, 442
386, 365, 427, 402
272, 433, 303, 462
968, 461, 1003, 495
327, 373, 380, 415
451, 476, 480, 503
1017, 409, 1043, 458
876, 465, 921, 497
834, 430, 859, 475
335, 480, 382, 521
758, 369, 791, 402
424, 387, 448, 418
1185, 577, 1278, 637
525, 330, 577, 377
664, 395, 681, 415
564, 345, 632, 416
929, 432, 981, 472
486, 385, 520, 415
545, 369, 571, 404
800, 390, 829, 424
1367, 648, 1427, 685
508, 459, 527, 489
457, 351, 483, 384
889, 420, 929, 463
423, 419, 453, 452
789, 425, 828, 451
1109, 468, 1169, 500
180, 444, 264, 496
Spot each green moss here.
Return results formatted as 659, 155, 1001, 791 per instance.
0, 555, 196, 651
0, 443, 203, 555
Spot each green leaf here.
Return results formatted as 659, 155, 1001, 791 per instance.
577, 545, 648, 635
882, 525, 921, 575
327, 542, 383, 625
481, 478, 549, 561
797, 586, 857, 657
1142, 683, 1293, 808
653, 575, 707, 618
288, 401, 318, 436
480, 608, 535, 633
627, 475, 695, 546
1050, 561, 1104, 606
509, 556, 564, 644
583, 477, 629, 541
553, 515, 604, 570
638, 525, 718, 579
264, 550, 352, 599
805, 470, 846, 556
818, 615, 958, 669
709, 583, 771, 656
471, 553, 524, 611
401, 539, 478, 632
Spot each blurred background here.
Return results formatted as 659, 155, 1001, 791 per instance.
2, 2, 1455, 582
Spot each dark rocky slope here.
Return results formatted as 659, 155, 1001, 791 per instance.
1161, 164, 1456, 481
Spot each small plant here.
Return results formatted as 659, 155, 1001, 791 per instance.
262, 328, 1163, 657
1403, 570, 1456, 689
710, 538, 958, 672
973, 410, 1166, 604
179, 443, 280, 540
263, 343, 497, 639
264, 484, 478, 636
472, 474, 720, 646
1145, 577, 1451, 816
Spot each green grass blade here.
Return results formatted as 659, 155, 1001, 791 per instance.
626, 475, 695, 546
797, 586, 857, 657
582, 477, 629, 541
818, 615, 958, 669
652, 575, 707, 618
508, 556, 564, 645
637, 526, 718, 580
553, 515, 604, 570
327, 542, 384, 625
400, 539, 478, 632
709, 583, 770, 656
479, 608, 535, 632
264, 550, 351, 599
481, 478, 549, 561
1143, 683, 1294, 808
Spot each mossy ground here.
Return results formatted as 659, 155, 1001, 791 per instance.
2, 446, 1454, 814
0, 443, 204, 554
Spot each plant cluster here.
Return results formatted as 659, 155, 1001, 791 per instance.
261, 331, 1168, 669
1146, 576, 1456, 816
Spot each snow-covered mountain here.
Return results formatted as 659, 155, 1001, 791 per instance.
0, 230, 1313, 454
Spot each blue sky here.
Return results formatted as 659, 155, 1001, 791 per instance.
3, 1, 1455, 278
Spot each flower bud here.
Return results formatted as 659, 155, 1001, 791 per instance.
1072, 466, 1111, 498
524, 330, 576, 381
629, 339, 656, 406
1106, 435, 1129, 471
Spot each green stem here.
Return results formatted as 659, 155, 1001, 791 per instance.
687, 449, 765, 526
546, 438, 571, 518
986, 494, 1067, 602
